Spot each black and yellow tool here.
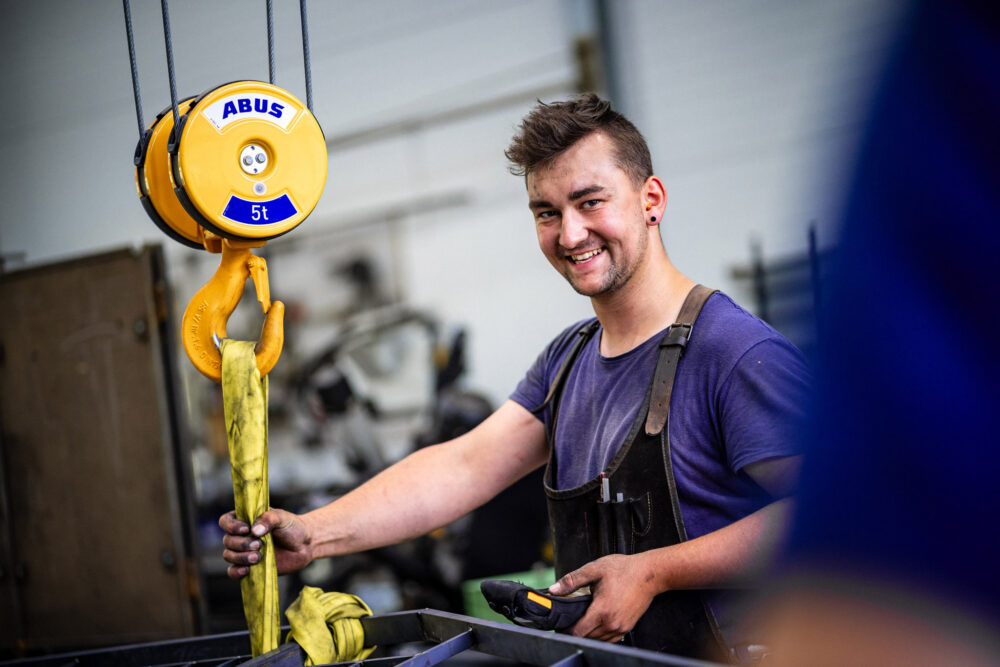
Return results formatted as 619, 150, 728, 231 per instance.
480, 580, 592, 632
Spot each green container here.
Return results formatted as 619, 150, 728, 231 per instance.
461, 567, 556, 624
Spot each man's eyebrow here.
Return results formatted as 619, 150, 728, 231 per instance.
528, 185, 606, 210
569, 185, 605, 201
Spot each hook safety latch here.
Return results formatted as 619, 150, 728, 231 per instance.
181, 238, 284, 383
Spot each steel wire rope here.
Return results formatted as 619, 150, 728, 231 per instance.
127, 0, 316, 164
160, 0, 182, 151
266, 0, 276, 85
122, 0, 145, 140
300, 0, 314, 111
131, 0, 313, 129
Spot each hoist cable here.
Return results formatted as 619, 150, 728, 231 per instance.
127, 0, 316, 153
300, 0, 313, 111
122, 0, 146, 139
266, 0, 276, 85
160, 0, 181, 148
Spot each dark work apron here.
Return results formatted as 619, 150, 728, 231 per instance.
540, 285, 729, 661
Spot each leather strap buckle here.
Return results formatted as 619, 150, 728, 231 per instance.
659, 323, 692, 352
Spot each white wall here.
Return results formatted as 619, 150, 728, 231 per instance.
0, 0, 905, 407
609, 0, 905, 296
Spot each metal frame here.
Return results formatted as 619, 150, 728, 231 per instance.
729, 226, 835, 360
2, 610, 720, 667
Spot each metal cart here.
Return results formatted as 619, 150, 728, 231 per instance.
2, 609, 717, 667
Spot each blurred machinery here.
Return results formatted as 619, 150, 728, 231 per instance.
181, 250, 550, 631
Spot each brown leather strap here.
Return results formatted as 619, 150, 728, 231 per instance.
644, 284, 717, 436
532, 319, 601, 416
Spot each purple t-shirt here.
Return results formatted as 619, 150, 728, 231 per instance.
510, 292, 810, 540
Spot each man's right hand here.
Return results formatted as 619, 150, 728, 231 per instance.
219, 508, 313, 580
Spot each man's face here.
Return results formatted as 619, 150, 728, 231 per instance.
526, 132, 649, 298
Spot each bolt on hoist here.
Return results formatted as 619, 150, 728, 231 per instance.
126, 0, 327, 382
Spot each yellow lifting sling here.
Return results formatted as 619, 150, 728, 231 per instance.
221, 341, 376, 661
221, 340, 280, 656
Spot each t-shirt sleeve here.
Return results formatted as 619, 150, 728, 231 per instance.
509, 347, 551, 418
509, 319, 594, 422
718, 336, 812, 473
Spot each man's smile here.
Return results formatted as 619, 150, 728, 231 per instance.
568, 247, 605, 264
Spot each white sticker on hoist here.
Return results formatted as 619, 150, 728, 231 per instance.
222, 195, 298, 225
202, 94, 299, 131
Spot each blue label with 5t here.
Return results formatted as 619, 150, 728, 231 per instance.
222, 194, 298, 225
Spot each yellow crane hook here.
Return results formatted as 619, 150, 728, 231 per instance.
182, 236, 284, 383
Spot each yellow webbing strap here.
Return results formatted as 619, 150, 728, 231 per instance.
286, 586, 376, 666
221, 340, 280, 657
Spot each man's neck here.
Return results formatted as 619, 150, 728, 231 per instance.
592, 251, 696, 357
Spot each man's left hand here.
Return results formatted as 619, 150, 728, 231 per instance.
548, 552, 659, 643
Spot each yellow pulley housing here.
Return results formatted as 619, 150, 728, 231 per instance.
135, 98, 208, 250
170, 81, 327, 242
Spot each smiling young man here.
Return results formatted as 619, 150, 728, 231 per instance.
220, 94, 810, 661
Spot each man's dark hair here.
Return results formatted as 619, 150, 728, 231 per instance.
505, 93, 653, 186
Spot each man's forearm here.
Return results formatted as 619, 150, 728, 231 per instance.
300, 400, 548, 561
643, 498, 794, 592
301, 443, 490, 557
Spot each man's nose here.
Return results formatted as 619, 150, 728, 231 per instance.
559, 210, 587, 248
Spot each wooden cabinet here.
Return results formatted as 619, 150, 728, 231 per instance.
0, 245, 200, 652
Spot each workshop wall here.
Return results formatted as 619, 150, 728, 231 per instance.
613, 0, 906, 291
0, 0, 904, 407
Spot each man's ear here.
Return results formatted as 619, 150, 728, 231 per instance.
643, 176, 667, 226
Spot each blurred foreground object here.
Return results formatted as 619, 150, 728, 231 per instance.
765, 0, 1000, 663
